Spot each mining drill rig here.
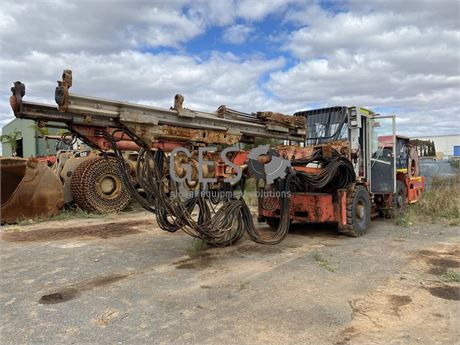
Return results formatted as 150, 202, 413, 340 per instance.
7, 70, 424, 245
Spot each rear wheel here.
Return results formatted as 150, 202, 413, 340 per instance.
387, 180, 407, 218
340, 185, 371, 237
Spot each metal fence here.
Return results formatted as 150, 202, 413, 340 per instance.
419, 159, 459, 190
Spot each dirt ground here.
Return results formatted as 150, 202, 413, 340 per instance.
0, 210, 459, 345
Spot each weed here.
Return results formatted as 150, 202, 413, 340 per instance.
1, 226, 23, 233
244, 177, 257, 193
448, 159, 460, 171
313, 251, 337, 272
395, 212, 414, 228
49, 209, 105, 221
186, 238, 208, 255
431, 174, 460, 189
449, 219, 460, 226
440, 271, 460, 283
413, 188, 459, 220
243, 192, 258, 206
15, 208, 105, 225
239, 281, 250, 290
396, 175, 460, 226
242, 178, 258, 206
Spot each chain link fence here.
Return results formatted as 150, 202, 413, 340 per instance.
420, 159, 459, 190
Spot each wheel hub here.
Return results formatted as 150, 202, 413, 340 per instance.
97, 174, 120, 198
356, 202, 365, 220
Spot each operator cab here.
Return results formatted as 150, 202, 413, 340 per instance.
294, 106, 397, 195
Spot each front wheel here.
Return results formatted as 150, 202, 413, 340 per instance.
71, 157, 131, 213
340, 185, 371, 237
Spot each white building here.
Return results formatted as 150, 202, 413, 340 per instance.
411, 134, 460, 158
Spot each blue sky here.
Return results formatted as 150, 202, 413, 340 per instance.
1, 0, 459, 140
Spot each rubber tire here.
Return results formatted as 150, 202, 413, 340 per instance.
341, 185, 371, 237
388, 180, 408, 218
71, 157, 131, 213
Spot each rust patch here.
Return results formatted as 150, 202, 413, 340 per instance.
161, 124, 241, 145
2, 219, 150, 242
256, 111, 306, 129
276, 140, 350, 161
56, 69, 72, 112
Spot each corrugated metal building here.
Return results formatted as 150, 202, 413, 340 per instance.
411, 134, 460, 159
1, 118, 61, 157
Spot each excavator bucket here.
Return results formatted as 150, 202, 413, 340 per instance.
1, 157, 64, 224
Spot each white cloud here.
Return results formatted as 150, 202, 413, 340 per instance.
0, 50, 286, 128
236, 0, 292, 20
0, 1, 207, 56
0, 0, 295, 57
0, 0, 301, 133
269, 0, 460, 136
222, 24, 254, 44
1, 0, 459, 141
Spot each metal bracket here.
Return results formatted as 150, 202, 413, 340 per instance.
55, 69, 72, 112
10, 81, 25, 113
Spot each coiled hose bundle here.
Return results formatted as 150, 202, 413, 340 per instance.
104, 131, 353, 246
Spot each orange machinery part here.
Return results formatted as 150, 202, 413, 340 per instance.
406, 176, 425, 203
259, 192, 347, 224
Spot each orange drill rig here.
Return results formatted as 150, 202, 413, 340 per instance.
256, 107, 424, 236
5, 70, 424, 243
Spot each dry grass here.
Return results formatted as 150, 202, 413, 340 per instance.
313, 251, 337, 272
440, 271, 460, 283
14, 208, 105, 225
243, 192, 258, 206
243, 177, 258, 206
186, 238, 208, 255
414, 175, 460, 220
396, 174, 460, 226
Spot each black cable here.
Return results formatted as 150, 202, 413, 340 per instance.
103, 130, 353, 246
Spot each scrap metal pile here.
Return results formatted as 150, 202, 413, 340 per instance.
8, 70, 354, 245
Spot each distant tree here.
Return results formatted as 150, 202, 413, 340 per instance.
410, 139, 431, 158
0, 129, 21, 156
431, 141, 436, 156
